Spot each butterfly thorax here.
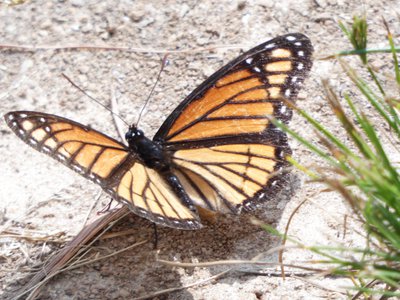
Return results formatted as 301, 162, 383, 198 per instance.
125, 127, 168, 170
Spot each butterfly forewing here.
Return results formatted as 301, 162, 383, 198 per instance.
155, 33, 312, 145
4, 111, 201, 229
5, 111, 131, 185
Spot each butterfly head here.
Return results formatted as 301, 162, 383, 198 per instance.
125, 126, 144, 144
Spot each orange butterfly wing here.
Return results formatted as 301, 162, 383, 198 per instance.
154, 33, 313, 213
4, 111, 201, 229
155, 33, 313, 144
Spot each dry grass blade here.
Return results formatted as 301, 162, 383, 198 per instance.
0, 228, 69, 244
279, 197, 309, 280
157, 257, 325, 273
0, 43, 244, 54
293, 275, 347, 295
133, 269, 232, 300
13, 205, 131, 300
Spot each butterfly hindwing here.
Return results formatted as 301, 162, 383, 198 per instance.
107, 161, 200, 229
171, 138, 290, 214
4, 111, 201, 229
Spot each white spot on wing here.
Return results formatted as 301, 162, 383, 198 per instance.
245, 58, 253, 64
8, 114, 14, 120
295, 42, 302, 46
19, 113, 27, 118
286, 36, 296, 41
253, 67, 261, 72
291, 76, 298, 83
298, 51, 304, 56
39, 117, 45, 122
57, 154, 67, 161
280, 105, 287, 114
264, 43, 275, 49
285, 89, 291, 97
297, 63, 304, 70
139, 209, 147, 215
42, 146, 51, 153
73, 165, 84, 173
18, 129, 25, 135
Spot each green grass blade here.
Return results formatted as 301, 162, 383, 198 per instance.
383, 18, 400, 86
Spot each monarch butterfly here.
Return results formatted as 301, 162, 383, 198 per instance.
4, 33, 313, 230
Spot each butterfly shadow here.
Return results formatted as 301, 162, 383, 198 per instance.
5, 173, 300, 299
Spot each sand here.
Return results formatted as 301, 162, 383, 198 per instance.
1, 0, 399, 299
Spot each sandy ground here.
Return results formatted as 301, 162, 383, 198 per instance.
1, 0, 399, 299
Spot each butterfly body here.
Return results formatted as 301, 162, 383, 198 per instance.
5, 34, 313, 229
125, 127, 167, 170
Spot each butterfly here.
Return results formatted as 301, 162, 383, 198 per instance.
4, 33, 313, 230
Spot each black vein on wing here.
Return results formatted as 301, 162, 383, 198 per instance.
177, 169, 217, 211
180, 160, 249, 210
210, 147, 281, 163
144, 168, 182, 219
165, 86, 272, 141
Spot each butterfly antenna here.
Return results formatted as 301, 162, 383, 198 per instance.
62, 73, 130, 127
135, 54, 169, 127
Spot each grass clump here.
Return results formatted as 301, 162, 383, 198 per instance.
272, 16, 400, 297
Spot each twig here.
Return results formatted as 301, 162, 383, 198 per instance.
280, 196, 310, 279
0, 43, 244, 54
351, 279, 378, 300
157, 257, 325, 272
20, 239, 147, 300
320, 47, 400, 60
237, 270, 321, 277
110, 80, 127, 141
82, 189, 103, 228
293, 275, 347, 295
133, 268, 232, 300
100, 229, 142, 240
61, 239, 147, 271
14, 206, 131, 300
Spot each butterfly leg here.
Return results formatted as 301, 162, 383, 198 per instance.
97, 197, 115, 215
151, 223, 159, 249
